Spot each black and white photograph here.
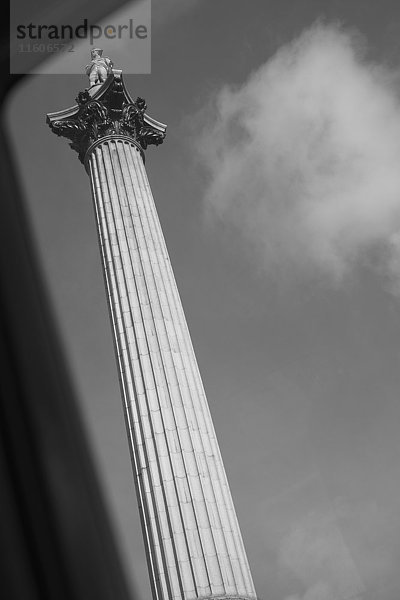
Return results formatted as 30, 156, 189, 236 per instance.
3, 2, 400, 599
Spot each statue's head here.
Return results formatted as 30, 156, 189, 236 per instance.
91, 47, 103, 59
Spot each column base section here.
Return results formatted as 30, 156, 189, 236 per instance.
196, 594, 257, 600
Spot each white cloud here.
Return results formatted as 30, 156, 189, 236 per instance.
276, 498, 400, 600
279, 507, 364, 600
195, 23, 400, 289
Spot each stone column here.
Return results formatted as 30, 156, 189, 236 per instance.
47, 69, 257, 600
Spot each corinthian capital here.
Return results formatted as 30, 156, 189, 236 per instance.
47, 69, 166, 164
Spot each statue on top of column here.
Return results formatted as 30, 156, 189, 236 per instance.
48, 58, 166, 163
85, 48, 113, 87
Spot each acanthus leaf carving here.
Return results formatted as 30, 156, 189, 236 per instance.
52, 119, 86, 141
50, 99, 116, 162
120, 98, 165, 149
48, 79, 166, 162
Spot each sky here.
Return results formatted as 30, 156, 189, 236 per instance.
5, 1, 400, 599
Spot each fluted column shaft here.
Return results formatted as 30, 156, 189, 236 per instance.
87, 137, 256, 600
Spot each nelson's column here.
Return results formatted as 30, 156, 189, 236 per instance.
47, 52, 257, 600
